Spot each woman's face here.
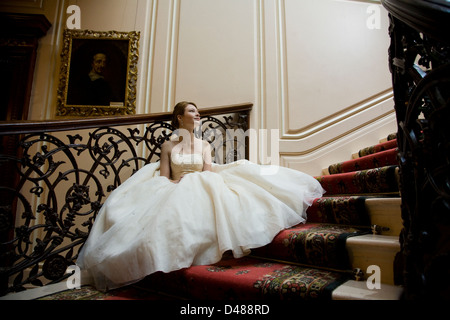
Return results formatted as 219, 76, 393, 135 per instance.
179, 104, 201, 128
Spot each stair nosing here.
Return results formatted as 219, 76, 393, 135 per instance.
346, 234, 400, 249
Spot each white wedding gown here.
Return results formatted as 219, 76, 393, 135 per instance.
76, 154, 325, 291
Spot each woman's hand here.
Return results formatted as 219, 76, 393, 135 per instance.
170, 176, 183, 184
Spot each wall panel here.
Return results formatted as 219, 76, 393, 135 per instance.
283, 0, 391, 135
175, 0, 257, 109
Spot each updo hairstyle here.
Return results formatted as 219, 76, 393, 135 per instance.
171, 101, 198, 129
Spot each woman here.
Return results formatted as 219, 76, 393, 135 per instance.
159, 102, 212, 183
76, 101, 325, 291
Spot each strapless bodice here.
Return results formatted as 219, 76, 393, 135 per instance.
170, 153, 203, 180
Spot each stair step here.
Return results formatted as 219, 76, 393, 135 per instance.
366, 197, 402, 236
355, 138, 398, 158
306, 196, 402, 236
346, 234, 400, 285
142, 256, 351, 300
307, 196, 370, 226
315, 165, 400, 196
328, 148, 398, 174
251, 222, 367, 270
332, 280, 403, 300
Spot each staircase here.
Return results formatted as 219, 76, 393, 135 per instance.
135, 134, 404, 300
5, 134, 404, 300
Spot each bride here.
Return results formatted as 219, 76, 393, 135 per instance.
76, 101, 325, 291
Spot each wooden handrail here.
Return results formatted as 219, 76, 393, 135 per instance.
382, 0, 450, 43
0, 102, 253, 135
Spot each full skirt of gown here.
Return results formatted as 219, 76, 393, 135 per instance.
76, 160, 325, 291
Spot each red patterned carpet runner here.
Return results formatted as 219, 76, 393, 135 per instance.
139, 222, 367, 300
358, 138, 397, 157
142, 256, 349, 300
306, 196, 370, 226
320, 137, 399, 195
38, 285, 167, 300
315, 165, 399, 195
39, 256, 349, 301
328, 148, 398, 174
252, 223, 367, 270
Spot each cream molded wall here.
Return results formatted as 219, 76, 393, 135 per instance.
1, 0, 397, 175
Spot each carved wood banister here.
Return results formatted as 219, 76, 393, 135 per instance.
381, 0, 450, 43
381, 0, 450, 300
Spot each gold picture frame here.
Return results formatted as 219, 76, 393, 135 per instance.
56, 29, 140, 117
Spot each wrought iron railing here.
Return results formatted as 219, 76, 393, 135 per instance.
0, 102, 252, 296
381, 0, 450, 299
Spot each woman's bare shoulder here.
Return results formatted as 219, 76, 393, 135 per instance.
161, 140, 175, 153
162, 139, 176, 148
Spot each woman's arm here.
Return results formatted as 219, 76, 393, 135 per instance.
160, 141, 183, 183
202, 141, 212, 172
160, 141, 172, 180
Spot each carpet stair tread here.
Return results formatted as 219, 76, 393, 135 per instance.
306, 196, 370, 226
251, 222, 368, 270
37, 284, 170, 300
142, 255, 351, 300
357, 139, 398, 158
328, 148, 398, 174
315, 165, 399, 196
307, 196, 402, 236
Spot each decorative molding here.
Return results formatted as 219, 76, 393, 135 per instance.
273, 0, 392, 145
249, 0, 396, 169
281, 89, 394, 140
44, 0, 68, 120
164, 0, 180, 112
276, 0, 289, 138
280, 110, 397, 174
255, 0, 266, 130
281, 107, 395, 156
142, 0, 158, 114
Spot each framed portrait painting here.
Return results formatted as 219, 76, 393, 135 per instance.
56, 29, 140, 117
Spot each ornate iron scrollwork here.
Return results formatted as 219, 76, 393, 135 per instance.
383, 0, 450, 299
0, 110, 249, 295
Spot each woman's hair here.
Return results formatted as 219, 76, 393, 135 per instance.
171, 101, 198, 128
